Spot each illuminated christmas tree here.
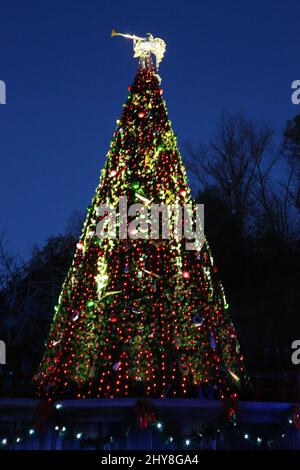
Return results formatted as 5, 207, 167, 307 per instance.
36, 32, 245, 400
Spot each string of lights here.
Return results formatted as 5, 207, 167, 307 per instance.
1, 401, 299, 450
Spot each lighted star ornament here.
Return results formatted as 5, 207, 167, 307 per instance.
111, 29, 166, 70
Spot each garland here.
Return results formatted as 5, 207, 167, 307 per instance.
0, 400, 299, 450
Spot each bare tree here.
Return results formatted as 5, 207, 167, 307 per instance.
0, 234, 76, 394
0, 233, 23, 291
185, 113, 275, 235
252, 162, 294, 242
282, 113, 300, 210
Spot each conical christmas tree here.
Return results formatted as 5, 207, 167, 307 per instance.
36, 34, 245, 400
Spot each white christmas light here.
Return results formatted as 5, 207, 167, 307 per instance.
61, 426, 66, 432
1, 438, 7, 446
156, 422, 162, 430
257, 437, 262, 444
16, 437, 21, 443
29, 429, 35, 435
185, 438, 190, 446
76, 432, 82, 439
169, 436, 173, 442
55, 403, 63, 410
244, 433, 249, 440
55, 426, 60, 431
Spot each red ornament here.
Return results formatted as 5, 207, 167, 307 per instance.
110, 315, 118, 323
128, 86, 131, 91
182, 271, 190, 279
159, 88, 163, 95
179, 363, 189, 376
138, 111, 145, 118
212, 352, 220, 363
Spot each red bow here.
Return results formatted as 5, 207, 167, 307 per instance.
134, 399, 157, 429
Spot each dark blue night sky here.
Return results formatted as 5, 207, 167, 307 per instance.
0, 0, 299, 259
